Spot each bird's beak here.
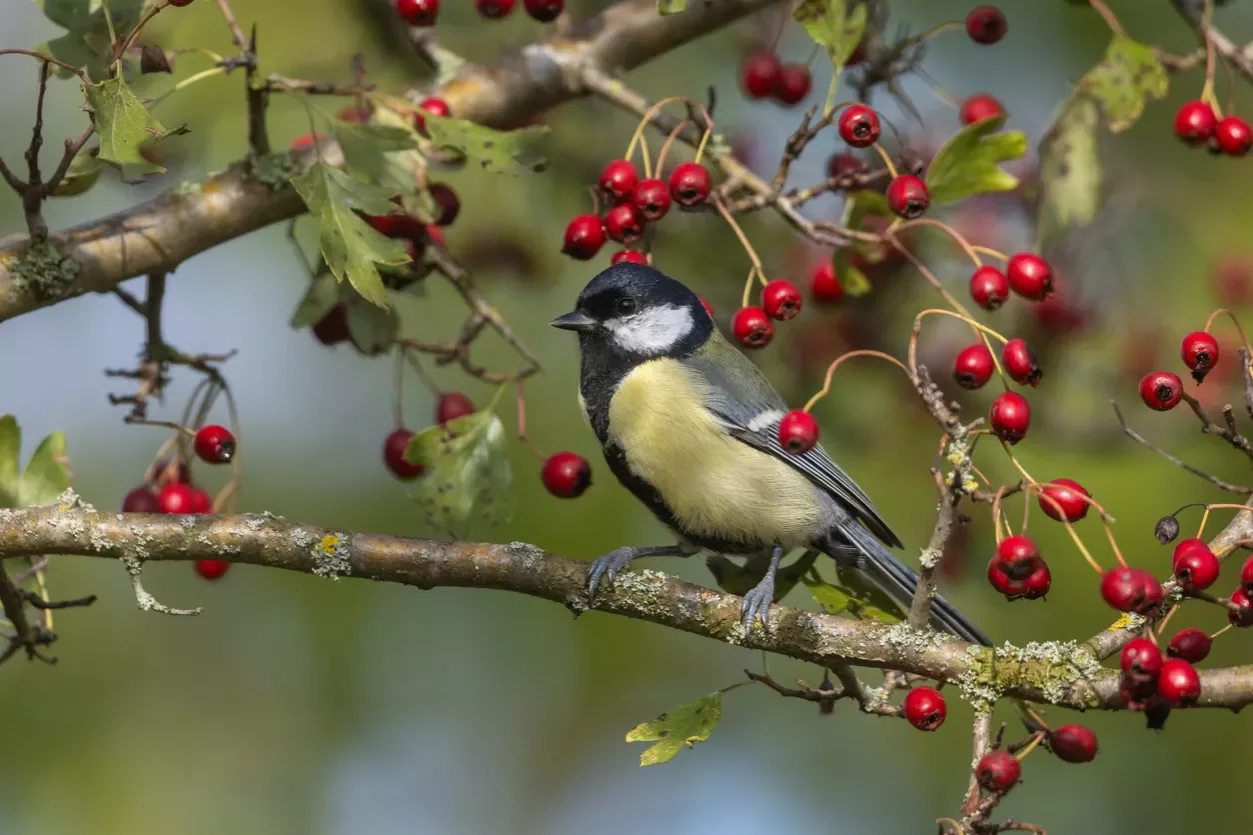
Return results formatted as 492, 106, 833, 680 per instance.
550, 311, 597, 332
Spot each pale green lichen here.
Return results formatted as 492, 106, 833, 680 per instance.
10, 241, 81, 301
247, 152, 301, 190
957, 639, 1107, 711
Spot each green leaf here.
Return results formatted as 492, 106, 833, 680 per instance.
0, 415, 21, 507
1036, 96, 1101, 245
84, 74, 185, 179
422, 112, 549, 175
1078, 37, 1168, 133
290, 162, 413, 307
368, 105, 441, 221
705, 550, 818, 599
833, 250, 871, 297
793, 0, 866, 70
404, 410, 512, 536
625, 693, 722, 766
38, 0, 147, 80
657, 0, 687, 13
833, 564, 905, 623
804, 577, 854, 615
19, 432, 70, 508
925, 115, 1027, 205
49, 149, 102, 196
333, 122, 418, 191
345, 294, 400, 355
289, 270, 344, 329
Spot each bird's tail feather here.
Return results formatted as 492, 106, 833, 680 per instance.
826, 521, 993, 647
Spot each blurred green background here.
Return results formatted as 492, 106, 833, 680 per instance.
3, 1, 1253, 833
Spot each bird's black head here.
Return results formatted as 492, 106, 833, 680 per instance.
551, 263, 713, 359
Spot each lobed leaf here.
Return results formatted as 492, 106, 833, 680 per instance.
925, 115, 1027, 205
49, 150, 102, 197
19, 432, 70, 508
345, 295, 400, 355
793, 0, 866, 71
625, 692, 722, 766
289, 270, 344, 329
84, 74, 186, 179
404, 411, 513, 537
1078, 37, 1168, 133
421, 112, 549, 176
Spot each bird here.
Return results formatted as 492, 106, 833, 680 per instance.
550, 261, 991, 644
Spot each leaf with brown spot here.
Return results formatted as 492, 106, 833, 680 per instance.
625, 692, 722, 766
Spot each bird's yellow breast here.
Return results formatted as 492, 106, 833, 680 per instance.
606, 359, 822, 548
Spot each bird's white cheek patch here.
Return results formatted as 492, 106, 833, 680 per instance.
607, 304, 694, 354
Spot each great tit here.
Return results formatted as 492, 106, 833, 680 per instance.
552, 262, 990, 644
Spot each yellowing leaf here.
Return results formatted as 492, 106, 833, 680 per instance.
658, 0, 687, 13
421, 111, 549, 175
925, 115, 1027, 205
793, 0, 866, 70
626, 693, 722, 766
84, 74, 185, 179
0, 415, 20, 507
1037, 96, 1101, 245
405, 410, 512, 537
1079, 37, 1168, 133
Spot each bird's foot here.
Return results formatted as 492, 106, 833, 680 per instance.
586, 547, 645, 604
740, 571, 775, 633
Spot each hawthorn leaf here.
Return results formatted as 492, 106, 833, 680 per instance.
1079, 37, 1168, 133
793, 0, 866, 70
0, 415, 20, 507
1037, 96, 1101, 245
804, 577, 854, 615
85, 74, 186, 179
290, 162, 413, 307
833, 249, 871, 297
19, 432, 70, 508
39, 0, 148, 79
333, 121, 418, 191
705, 550, 818, 599
658, 0, 687, 13
345, 294, 400, 355
925, 115, 1027, 205
833, 564, 905, 623
625, 692, 722, 766
404, 410, 512, 536
289, 270, 344, 329
421, 111, 549, 175
368, 104, 443, 222
49, 149, 102, 196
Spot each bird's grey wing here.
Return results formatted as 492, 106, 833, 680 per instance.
680, 336, 902, 549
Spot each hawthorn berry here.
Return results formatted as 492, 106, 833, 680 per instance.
775, 64, 812, 105
989, 391, 1030, 444
1180, 330, 1220, 383
189, 487, 213, 514
953, 344, 995, 390
838, 105, 881, 148
1175, 100, 1217, 145
364, 212, 401, 237
631, 178, 671, 221
1100, 567, 1162, 615
965, 5, 1007, 45
121, 486, 161, 513
1049, 724, 1098, 764
542, 451, 592, 498
778, 409, 819, 454
959, 94, 1004, 126
289, 133, 322, 151
384, 428, 424, 480
1172, 538, 1221, 592
169, 0, 195, 6
1229, 586, 1253, 627
158, 483, 198, 515
1138, 370, 1183, 411
902, 686, 946, 731
1121, 637, 1163, 678
1242, 554, 1253, 592
195, 560, 230, 580
762, 280, 803, 321
827, 152, 866, 182
193, 425, 236, 464
809, 261, 844, 303
668, 162, 712, 207
987, 535, 1051, 600
475, 0, 514, 18
396, 0, 438, 26
604, 203, 645, 245
562, 215, 605, 260
1167, 628, 1212, 663
975, 750, 1020, 794
1038, 478, 1090, 522
1006, 253, 1053, 299
1155, 514, 1182, 544
612, 250, 648, 265
969, 266, 1010, 311
153, 456, 190, 486
415, 96, 450, 134
1119, 674, 1156, 710
436, 392, 475, 425
1215, 116, 1253, 156
732, 306, 774, 349
1157, 658, 1201, 706
312, 304, 351, 346
1001, 338, 1041, 386
428, 183, 460, 227
741, 52, 783, 99
599, 159, 639, 203
524, 0, 563, 22
886, 175, 929, 219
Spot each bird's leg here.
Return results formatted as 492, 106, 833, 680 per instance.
741, 544, 785, 632
586, 543, 696, 603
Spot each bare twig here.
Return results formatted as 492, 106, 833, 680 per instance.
1112, 401, 1253, 494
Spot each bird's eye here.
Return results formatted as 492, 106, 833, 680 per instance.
616, 297, 637, 315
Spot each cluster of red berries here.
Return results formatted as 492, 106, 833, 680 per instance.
1119, 636, 1202, 710
739, 51, 816, 107
1174, 100, 1252, 157
974, 723, 1097, 796
395, 0, 563, 26
1137, 329, 1221, 411
986, 534, 1051, 600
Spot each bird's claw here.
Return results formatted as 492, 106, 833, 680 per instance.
586, 547, 639, 605
740, 573, 775, 633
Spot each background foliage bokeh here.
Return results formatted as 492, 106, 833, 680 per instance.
3, 1, 1253, 833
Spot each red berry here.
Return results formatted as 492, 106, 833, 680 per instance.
121, 486, 161, 513
1242, 554, 1253, 592
168, 0, 195, 6
312, 304, 351, 346
193, 424, 236, 464
1049, 724, 1098, 763
1167, 628, 1212, 663
775, 64, 812, 105
289, 132, 323, 151
838, 105, 881, 148
827, 152, 866, 181
631, 178, 671, 221
741, 51, 783, 99
189, 488, 212, 514
1172, 538, 1220, 592
475, 0, 514, 18
1001, 338, 1041, 386
902, 686, 946, 731
1099, 567, 1162, 614
604, 203, 645, 245
1037, 478, 1090, 522
429, 183, 460, 226
777, 409, 819, 454
383, 428, 424, 480
1174, 100, 1217, 146
987, 535, 1051, 600
562, 215, 605, 260
1180, 331, 1220, 383
542, 451, 591, 498
1120, 637, 1163, 678
959, 94, 1004, 125
612, 250, 648, 265
364, 213, 401, 237
158, 483, 197, 514
1229, 586, 1253, 626
762, 279, 803, 321
809, 261, 843, 303
995, 534, 1043, 574
1215, 116, 1253, 156
1138, 370, 1183, 411
668, 162, 712, 207
969, 266, 1010, 311
195, 559, 230, 580
415, 96, 450, 134
975, 750, 1020, 794
732, 306, 774, 349
524, 0, 562, 22
886, 175, 929, 219
1006, 253, 1053, 300
953, 344, 995, 390
989, 392, 1030, 444
599, 160, 639, 203
1157, 658, 1201, 706
700, 297, 715, 318
337, 106, 371, 124
966, 5, 1007, 45
436, 392, 475, 425
153, 457, 190, 486
396, 0, 438, 26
